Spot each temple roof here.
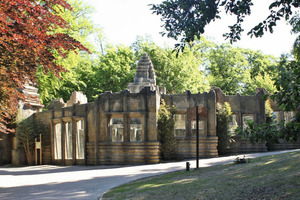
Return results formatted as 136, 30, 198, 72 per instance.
127, 53, 157, 93
22, 82, 44, 108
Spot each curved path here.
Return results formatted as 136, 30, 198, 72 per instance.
0, 149, 299, 200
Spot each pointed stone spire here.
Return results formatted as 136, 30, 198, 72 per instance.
127, 53, 157, 93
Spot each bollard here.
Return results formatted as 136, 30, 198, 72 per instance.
186, 162, 190, 171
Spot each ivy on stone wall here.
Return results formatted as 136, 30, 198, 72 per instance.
216, 102, 233, 155
157, 99, 177, 160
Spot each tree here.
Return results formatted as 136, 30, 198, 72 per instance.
202, 43, 278, 95
290, 13, 300, 59
157, 99, 177, 160
37, 51, 97, 106
36, 0, 98, 106
206, 44, 249, 95
16, 117, 48, 165
270, 55, 300, 142
270, 14, 299, 143
271, 13, 300, 112
243, 50, 278, 95
0, 0, 89, 133
151, 0, 299, 48
238, 14, 300, 143
95, 45, 136, 93
271, 56, 299, 111
216, 102, 233, 155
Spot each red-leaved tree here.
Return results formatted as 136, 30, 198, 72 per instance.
0, 0, 89, 133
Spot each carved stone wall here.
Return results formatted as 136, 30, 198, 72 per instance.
162, 90, 218, 158
28, 55, 300, 166
214, 88, 268, 153
35, 88, 161, 165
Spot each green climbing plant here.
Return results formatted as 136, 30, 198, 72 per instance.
157, 99, 177, 160
216, 102, 233, 155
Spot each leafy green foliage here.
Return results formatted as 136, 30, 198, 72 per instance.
242, 120, 281, 145
280, 112, 300, 142
205, 43, 278, 95
241, 13, 300, 144
157, 99, 177, 160
95, 45, 136, 93
0, 0, 88, 132
207, 45, 248, 95
271, 53, 300, 111
243, 50, 278, 94
216, 102, 233, 155
35, 0, 98, 107
151, 0, 220, 50
35, 0, 100, 106
37, 52, 97, 106
151, 0, 299, 47
241, 111, 299, 144
290, 13, 300, 60
270, 13, 299, 142
16, 117, 48, 165
36, 28, 280, 108
248, 1, 299, 38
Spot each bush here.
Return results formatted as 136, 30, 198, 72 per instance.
242, 120, 281, 144
157, 99, 177, 160
16, 117, 47, 165
216, 102, 233, 155
241, 102, 299, 145
278, 112, 300, 142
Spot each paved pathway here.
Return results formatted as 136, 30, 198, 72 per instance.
0, 149, 299, 200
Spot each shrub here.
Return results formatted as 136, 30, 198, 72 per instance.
241, 100, 299, 145
242, 120, 281, 144
157, 99, 177, 160
216, 102, 233, 155
16, 117, 47, 165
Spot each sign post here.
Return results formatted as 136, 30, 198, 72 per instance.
187, 106, 208, 169
196, 106, 199, 169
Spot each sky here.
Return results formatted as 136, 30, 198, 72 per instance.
89, 0, 297, 57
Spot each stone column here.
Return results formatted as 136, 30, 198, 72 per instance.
207, 90, 217, 136
143, 87, 160, 142
256, 89, 266, 124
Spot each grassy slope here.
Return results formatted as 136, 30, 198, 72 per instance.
103, 151, 300, 200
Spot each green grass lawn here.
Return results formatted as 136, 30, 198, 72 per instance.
103, 151, 300, 200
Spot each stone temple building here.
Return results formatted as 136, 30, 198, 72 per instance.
7, 53, 300, 166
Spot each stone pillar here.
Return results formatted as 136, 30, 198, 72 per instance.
123, 113, 129, 142
143, 87, 160, 142
207, 90, 217, 136
256, 89, 266, 124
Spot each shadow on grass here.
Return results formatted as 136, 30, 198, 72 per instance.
103, 151, 300, 200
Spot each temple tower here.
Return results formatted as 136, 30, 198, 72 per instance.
127, 53, 157, 93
